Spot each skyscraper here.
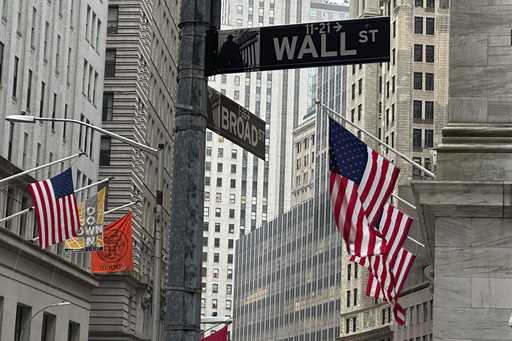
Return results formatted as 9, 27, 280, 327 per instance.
90, 1, 180, 340
231, 2, 349, 340
339, 0, 449, 339
0, 0, 106, 339
202, 0, 313, 324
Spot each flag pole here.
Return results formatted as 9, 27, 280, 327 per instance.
104, 201, 137, 215
0, 177, 113, 225
318, 102, 436, 179
0, 152, 85, 185
30, 199, 132, 242
318, 102, 426, 248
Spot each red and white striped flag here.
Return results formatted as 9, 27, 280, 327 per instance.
329, 118, 400, 228
350, 203, 415, 325
28, 169, 80, 248
329, 118, 400, 257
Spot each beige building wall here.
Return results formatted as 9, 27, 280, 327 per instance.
0, 0, 107, 339
291, 118, 316, 206
339, 0, 449, 340
91, 0, 179, 340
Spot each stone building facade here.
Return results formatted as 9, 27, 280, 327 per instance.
339, 0, 449, 340
0, 0, 106, 339
91, 0, 180, 340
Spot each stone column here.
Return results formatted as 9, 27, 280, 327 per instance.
411, 1, 512, 340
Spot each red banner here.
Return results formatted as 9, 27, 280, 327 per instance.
91, 212, 133, 273
201, 325, 228, 341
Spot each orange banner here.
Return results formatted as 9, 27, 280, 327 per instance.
91, 212, 133, 273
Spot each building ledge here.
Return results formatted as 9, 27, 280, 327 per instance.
337, 325, 392, 341
0, 227, 98, 288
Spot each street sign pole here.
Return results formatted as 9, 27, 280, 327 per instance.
166, 1, 210, 340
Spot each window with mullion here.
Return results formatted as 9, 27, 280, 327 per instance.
414, 44, 423, 62
426, 45, 435, 62
414, 100, 423, 119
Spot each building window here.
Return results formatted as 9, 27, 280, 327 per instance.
345, 319, 350, 334
231, 149, 237, 159
12, 56, 19, 98
215, 223, 220, 232
26, 69, 33, 111
386, 81, 390, 97
212, 299, 217, 309
414, 44, 423, 62
352, 317, 357, 332
102, 92, 114, 121
14, 304, 32, 341
414, 100, 422, 119
205, 177, 210, 186
347, 264, 351, 281
51, 93, 57, 130
229, 209, 235, 218
213, 252, 219, 263
425, 101, 434, 120
230, 179, 236, 188
439, 0, 449, 8
212, 283, 218, 293
55, 34, 61, 73
41, 313, 56, 341
425, 73, 434, 90
105, 49, 116, 77
228, 239, 234, 248
392, 76, 396, 93
414, 17, 423, 34
357, 105, 362, 121
351, 83, 355, 100
228, 224, 234, 233
67, 321, 80, 341
99, 136, 112, 166
425, 129, 434, 148
226, 284, 232, 294
44, 21, 49, 61
227, 269, 233, 279
414, 72, 422, 90
214, 238, 220, 247
0, 41, 4, 85
350, 109, 355, 123
39, 82, 46, 117
426, 0, 435, 9
215, 208, 221, 217
426, 45, 435, 62
226, 300, 232, 309
107, 6, 118, 34
227, 254, 233, 264
358, 79, 362, 95
346, 290, 351, 307
218, 148, 224, 158
415, 0, 423, 6
413, 129, 422, 148
426, 18, 435, 35
392, 48, 396, 65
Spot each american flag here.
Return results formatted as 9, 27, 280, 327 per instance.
329, 117, 399, 257
350, 203, 415, 325
28, 168, 80, 248
329, 117, 400, 227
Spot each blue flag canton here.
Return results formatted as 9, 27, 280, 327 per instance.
329, 118, 368, 185
50, 168, 75, 199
